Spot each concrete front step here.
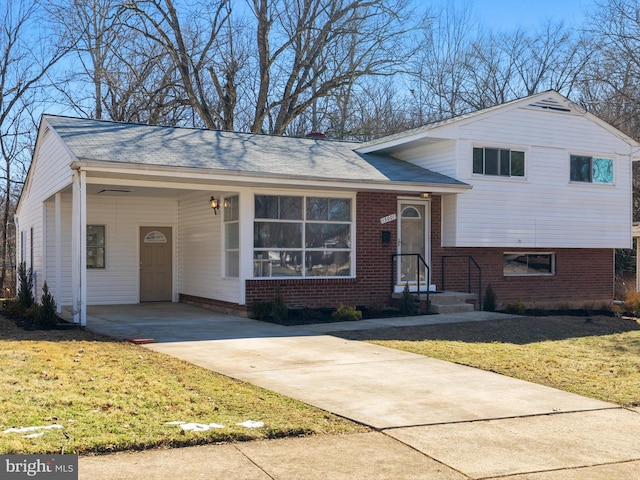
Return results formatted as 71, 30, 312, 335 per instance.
429, 291, 477, 305
430, 303, 475, 314
428, 291, 477, 314
390, 291, 478, 314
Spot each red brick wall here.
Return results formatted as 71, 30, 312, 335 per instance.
245, 191, 399, 308
240, 192, 614, 309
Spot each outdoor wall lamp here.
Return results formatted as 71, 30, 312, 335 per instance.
210, 196, 220, 214
420, 192, 431, 199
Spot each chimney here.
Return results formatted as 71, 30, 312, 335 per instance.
305, 131, 326, 140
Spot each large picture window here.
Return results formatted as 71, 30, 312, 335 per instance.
503, 252, 555, 276
254, 195, 352, 277
473, 147, 525, 177
570, 155, 613, 183
87, 225, 105, 269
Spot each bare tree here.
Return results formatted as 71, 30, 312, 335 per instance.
0, 0, 70, 291
123, 0, 413, 133
580, 0, 640, 140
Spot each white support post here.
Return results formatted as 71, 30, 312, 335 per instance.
71, 174, 80, 323
238, 190, 252, 306
71, 170, 87, 325
55, 193, 61, 313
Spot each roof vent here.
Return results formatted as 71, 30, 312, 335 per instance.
528, 97, 571, 112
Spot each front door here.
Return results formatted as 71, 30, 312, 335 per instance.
397, 201, 429, 291
140, 226, 172, 302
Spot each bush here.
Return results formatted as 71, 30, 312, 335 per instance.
483, 283, 497, 312
248, 300, 272, 321
17, 261, 34, 309
271, 288, 288, 324
400, 283, 416, 316
35, 281, 58, 327
505, 300, 527, 315
623, 291, 640, 316
332, 304, 362, 322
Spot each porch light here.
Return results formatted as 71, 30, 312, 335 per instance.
210, 196, 220, 214
420, 192, 431, 199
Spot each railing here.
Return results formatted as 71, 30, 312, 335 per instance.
391, 253, 430, 314
441, 255, 482, 310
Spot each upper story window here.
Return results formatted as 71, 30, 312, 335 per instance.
473, 147, 525, 177
570, 155, 613, 184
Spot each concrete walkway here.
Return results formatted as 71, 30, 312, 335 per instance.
78, 304, 640, 479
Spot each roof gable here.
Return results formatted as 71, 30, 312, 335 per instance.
358, 90, 640, 154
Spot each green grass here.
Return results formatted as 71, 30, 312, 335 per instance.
0, 316, 366, 455
337, 315, 640, 407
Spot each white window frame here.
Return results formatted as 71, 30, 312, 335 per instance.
503, 252, 555, 277
252, 193, 355, 279
473, 146, 526, 178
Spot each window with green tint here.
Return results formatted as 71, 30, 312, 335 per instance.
570, 156, 613, 184
473, 147, 525, 177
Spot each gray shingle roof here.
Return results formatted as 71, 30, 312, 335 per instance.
44, 115, 467, 187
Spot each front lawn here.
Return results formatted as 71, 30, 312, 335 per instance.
336, 315, 640, 407
0, 316, 366, 455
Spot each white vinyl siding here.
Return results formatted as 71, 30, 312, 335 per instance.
177, 191, 241, 304
84, 195, 178, 304
443, 107, 631, 248
17, 123, 76, 299
395, 139, 457, 178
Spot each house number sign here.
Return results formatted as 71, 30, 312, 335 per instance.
380, 213, 397, 224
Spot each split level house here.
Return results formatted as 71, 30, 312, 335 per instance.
15, 90, 639, 325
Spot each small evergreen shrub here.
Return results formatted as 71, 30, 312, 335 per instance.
17, 262, 34, 310
271, 288, 288, 324
332, 304, 362, 322
400, 283, 416, 316
35, 281, 58, 327
248, 300, 272, 321
505, 300, 527, 315
483, 283, 497, 312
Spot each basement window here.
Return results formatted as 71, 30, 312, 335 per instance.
87, 225, 106, 269
503, 253, 555, 276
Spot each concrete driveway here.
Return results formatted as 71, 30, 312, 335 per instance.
80, 304, 640, 479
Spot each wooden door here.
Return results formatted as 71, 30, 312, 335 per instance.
140, 227, 172, 302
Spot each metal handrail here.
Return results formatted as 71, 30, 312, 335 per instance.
441, 255, 482, 310
391, 253, 430, 314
